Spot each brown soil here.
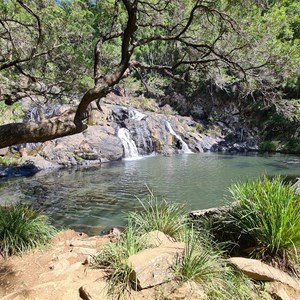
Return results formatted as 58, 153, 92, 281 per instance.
0, 230, 182, 300
0, 230, 110, 300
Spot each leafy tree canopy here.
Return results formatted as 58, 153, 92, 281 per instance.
0, 0, 299, 148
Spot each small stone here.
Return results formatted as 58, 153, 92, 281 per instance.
79, 281, 109, 300
49, 258, 70, 271
82, 255, 93, 265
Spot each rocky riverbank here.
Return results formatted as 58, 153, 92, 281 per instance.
1, 228, 300, 300
0, 94, 260, 173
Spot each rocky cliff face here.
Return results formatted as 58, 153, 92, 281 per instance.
5, 94, 259, 169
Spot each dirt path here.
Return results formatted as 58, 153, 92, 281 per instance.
0, 230, 111, 300
0, 230, 193, 300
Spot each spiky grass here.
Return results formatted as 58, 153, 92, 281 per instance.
175, 226, 261, 299
0, 203, 56, 257
228, 175, 300, 272
94, 220, 148, 298
174, 227, 224, 282
129, 190, 187, 238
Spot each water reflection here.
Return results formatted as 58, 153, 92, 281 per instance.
0, 153, 299, 235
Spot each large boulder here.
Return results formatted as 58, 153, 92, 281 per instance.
128, 242, 185, 289
39, 125, 123, 165
143, 230, 175, 247
82, 125, 123, 162
228, 257, 300, 292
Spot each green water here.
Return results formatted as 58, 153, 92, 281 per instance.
0, 153, 299, 235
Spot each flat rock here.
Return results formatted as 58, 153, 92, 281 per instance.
71, 247, 98, 256
56, 251, 79, 262
67, 239, 97, 248
128, 242, 185, 289
165, 281, 208, 300
228, 257, 300, 291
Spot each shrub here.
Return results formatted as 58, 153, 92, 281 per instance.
282, 138, 300, 154
258, 140, 279, 152
227, 176, 300, 271
128, 191, 187, 238
0, 203, 56, 257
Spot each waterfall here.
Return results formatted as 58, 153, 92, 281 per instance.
128, 109, 146, 121
166, 121, 193, 154
117, 128, 140, 159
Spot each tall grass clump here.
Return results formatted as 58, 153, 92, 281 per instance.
174, 227, 224, 282
94, 220, 148, 297
174, 227, 260, 299
228, 175, 300, 270
0, 203, 56, 257
129, 190, 187, 238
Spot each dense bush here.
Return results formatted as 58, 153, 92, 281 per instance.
258, 140, 279, 152
282, 138, 300, 154
0, 203, 56, 257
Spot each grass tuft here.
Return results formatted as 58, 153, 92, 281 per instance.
129, 190, 187, 238
174, 227, 224, 283
94, 219, 148, 298
0, 203, 56, 257
174, 226, 261, 299
228, 175, 300, 272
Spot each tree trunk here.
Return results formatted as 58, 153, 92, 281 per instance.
0, 111, 84, 148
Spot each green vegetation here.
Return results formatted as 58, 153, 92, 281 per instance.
95, 192, 265, 299
0, 101, 25, 125
174, 227, 260, 300
0, 203, 56, 257
258, 140, 279, 152
0, 0, 299, 147
94, 220, 148, 296
206, 176, 300, 273
0, 156, 19, 166
282, 138, 300, 154
174, 227, 222, 282
129, 191, 187, 238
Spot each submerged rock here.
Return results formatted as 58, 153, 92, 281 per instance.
0, 163, 38, 178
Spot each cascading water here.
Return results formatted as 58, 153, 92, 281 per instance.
166, 121, 193, 153
128, 109, 146, 121
117, 128, 140, 159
